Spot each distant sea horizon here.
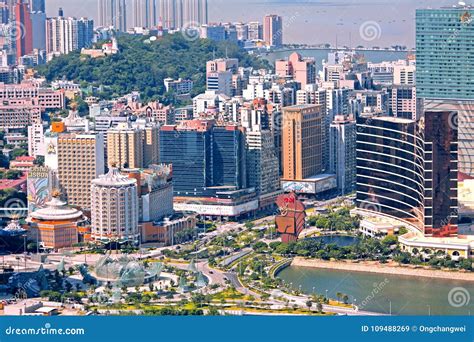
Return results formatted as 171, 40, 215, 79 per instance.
44, 0, 458, 48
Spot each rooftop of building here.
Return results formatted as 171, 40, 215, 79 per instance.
30, 195, 83, 222
92, 167, 137, 187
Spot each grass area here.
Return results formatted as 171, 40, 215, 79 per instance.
211, 288, 253, 301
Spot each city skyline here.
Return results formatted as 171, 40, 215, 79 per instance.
42, 0, 463, 47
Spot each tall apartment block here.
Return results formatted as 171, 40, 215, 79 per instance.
329, 114, 356, 195
98, 0, 127, 31
46, 16, 94, 57
263, 14, 283, 47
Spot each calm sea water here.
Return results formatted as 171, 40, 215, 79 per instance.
278, 266, 474, 315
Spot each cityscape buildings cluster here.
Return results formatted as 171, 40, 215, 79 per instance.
0, 1, 473, 316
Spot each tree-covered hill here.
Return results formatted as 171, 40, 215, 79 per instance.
36, 34, 270, 103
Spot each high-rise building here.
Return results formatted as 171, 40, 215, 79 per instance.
107, 120, 160, 169
275, 52, 316, 88
29, 0, 45, 13
160, 120, 246, 195
423, 111, 458, 237
107, 126, 144, 169
263, 14, 283, 47
393, 64, 415, 85
45, 132, 105, 210
329, 114, 356, 195
416, 5, 474, 176
281, 104, 324, 181
181, 0, 208, 26
241, 101, 280, 196
0, 3, 9, 24
46, 16, 94, 57
159, 0, 176, 29
390, 85, 419, 120
356, 112, 459, 238
98, 0, 127, 31
30, 11, 46, 50
14, 1, 33, 60
356, 115, 425, 232
91, 167, 139, 243
247, 21, 262, 41
133, 0, 158, 28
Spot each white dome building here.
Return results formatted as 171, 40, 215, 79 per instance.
91, 167, 139, 244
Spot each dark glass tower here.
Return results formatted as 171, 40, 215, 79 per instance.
423, 111, 458, 237
356, 116, 425, 232
160, 121, 247, 196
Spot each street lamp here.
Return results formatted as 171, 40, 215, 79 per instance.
325, 289, 328, 300
427, 305, 431, 316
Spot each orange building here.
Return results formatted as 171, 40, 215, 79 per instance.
27, 195, 85, 250
282, 104, 324, 181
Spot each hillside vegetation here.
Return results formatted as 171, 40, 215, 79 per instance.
36, 34, 270, 103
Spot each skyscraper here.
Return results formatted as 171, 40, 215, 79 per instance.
98, 0, 127, 31
281, 104, 324, 181
14, 0, 33, 59
91, 167, 139, 243
329, 114, 356, 195
416, 5, 474, 176
159, 0, 177, 29
30, 10, 46, 50
29, 0, 45, 13
181, 0, 208, 26
46, 16, 94, 56
263, 14, 283, 47
133, 0, 158, 28
159, 120, 246, 195
356, 115, 425, 232
45, 132, 105, 210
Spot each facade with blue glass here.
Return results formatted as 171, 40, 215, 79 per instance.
416, 6, 474, 176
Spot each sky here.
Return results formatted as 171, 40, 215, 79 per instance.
45, 0, 462, 48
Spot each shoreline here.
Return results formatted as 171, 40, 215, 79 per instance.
290, 257, 474, 282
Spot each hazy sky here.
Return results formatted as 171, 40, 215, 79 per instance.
45, 0, 461, 48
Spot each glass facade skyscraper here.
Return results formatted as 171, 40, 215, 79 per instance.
356, 116, 425, 232
416, 6, 474, 177
416, 7, 474, 100
160, 121, 246, 196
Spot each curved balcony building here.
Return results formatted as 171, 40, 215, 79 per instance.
91, 167, 139, 244
356, 116, 425, 232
